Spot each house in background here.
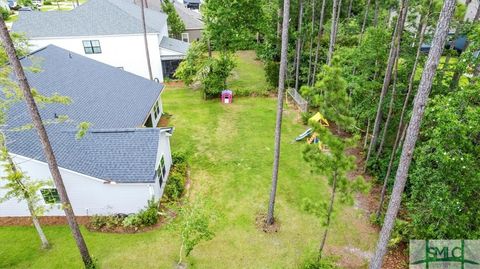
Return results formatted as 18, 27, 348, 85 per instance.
134, 0, 204, 43
12, 0, 190, 82
0, 45, 173, 217
183, 0, 200, 10
174, 1, 204, 42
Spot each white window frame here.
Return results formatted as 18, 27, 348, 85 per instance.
181, 33, 190, 43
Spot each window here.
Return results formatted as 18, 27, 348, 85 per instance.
82, 40, 102, 54
156, 156, 166, 187
181, 33, 189, 43
153, 101, 160, 119
40, 188, 61, 204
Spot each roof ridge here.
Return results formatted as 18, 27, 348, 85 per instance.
103, 0, 159, 33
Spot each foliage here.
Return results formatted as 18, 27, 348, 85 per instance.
301, 65, 354, 130
0, 8, 10, 21
161, 0, 185, 39
89, 215, 125, 230
264, 60, 279, 89
122, 199, 159, 228
178, 200, 215, 262
0, 134, 50, 216
407, 83, 480, 239
202, 0, 262, 51
198, 52, 236, 97
163, 151, 188, 202
299, 255, 338, 269
174, 41, 207, 85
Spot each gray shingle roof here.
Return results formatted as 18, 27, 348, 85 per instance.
173, 2, 203, 30
7, 128, 164, 183
4, 45, 167, 183
133, 0, 203, 30
12, 0, 167, 38
9, 45, 163, 129
160, 36, 190, 54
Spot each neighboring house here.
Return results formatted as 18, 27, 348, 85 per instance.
0, 45, 173, 217
183, 0, 200, 10
174, 1, 204, 42
134, 0, 204, 43
12, 0, 190, 82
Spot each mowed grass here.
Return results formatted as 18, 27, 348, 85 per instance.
0, 52, 376, 269
228, 50, 271, 94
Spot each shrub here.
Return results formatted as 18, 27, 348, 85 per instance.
301, 112, 313, 125
122, 199, 159, 228
90, 215, 125, 230
264, 60, 279, 89
163, 151, 188, 202
44, 0, 52, 5
0, 8, 10, 21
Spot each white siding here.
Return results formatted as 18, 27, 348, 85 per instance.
0, 133, 173, 217
29, 34, 164, 82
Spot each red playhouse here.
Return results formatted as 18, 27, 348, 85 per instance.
221, 90, 233, 104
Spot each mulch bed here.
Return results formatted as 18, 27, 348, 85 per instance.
0, 216, 90, 226
255, 213, 280, 233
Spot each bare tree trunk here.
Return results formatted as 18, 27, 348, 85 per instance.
327, 0, 340, 66
267, 0, 291, 226
277, 7, 282, 39
347, 0, 353, 18
318, 171, 338, 260
376, 50, 400, 158
0, 17, 93, 268
373, 0, 379, 26
140, 0, 153, 80
294, 0, 304, 91
375, 4, 430, 219
475, 2, 480, 21
144, 0, 148, 8
359, 0, 372, 42
364, 0, 408, 172
307, 0, 316, 86
363, 118, 370, 149
312, 0, 327, 85
369, 1, 456, 266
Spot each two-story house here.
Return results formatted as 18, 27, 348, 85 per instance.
12, 0, 189, 81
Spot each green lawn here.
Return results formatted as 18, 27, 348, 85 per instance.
227, 51, 271, 95
0, 52, 376, 269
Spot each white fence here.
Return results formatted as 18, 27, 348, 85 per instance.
286, 88, 308, 112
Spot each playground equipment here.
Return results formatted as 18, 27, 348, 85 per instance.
295, 112, 329, 151
221, 90, 233, 104
309, 112, 329, 126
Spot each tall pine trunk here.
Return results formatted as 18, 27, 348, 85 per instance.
373, 0, 379, 27
307, 0, 316, 86
311, 0, 327, 86
327, 0, 340, 66
267, 0, 291, 226
318, 171, 338, 261
0, 17, 93, 268
294, 0, 304, 91
359, 0, 371, 42
376, 4, 430, 219
141, 0, 153, 80
369, 0, 456, 266
364, 0, 408, 171
376, 50, 400, 158
347, 0, 353, 18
